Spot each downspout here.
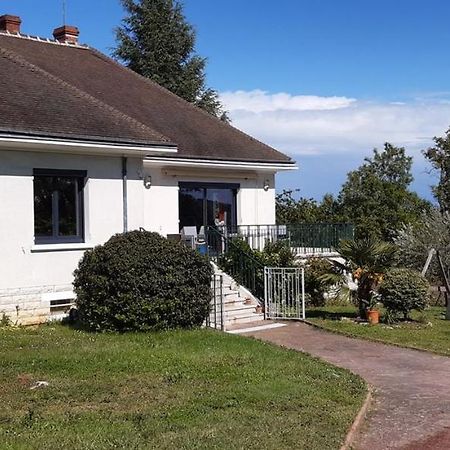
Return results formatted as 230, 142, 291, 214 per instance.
122, 156, 128, 232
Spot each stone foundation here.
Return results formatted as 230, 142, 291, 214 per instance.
0, 284, 74, 325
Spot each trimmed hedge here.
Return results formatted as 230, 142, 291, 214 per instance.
73, 231, 213, 331
379, 268, 429, 319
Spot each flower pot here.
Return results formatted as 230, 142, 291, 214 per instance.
255, 305, 263, 314
367, 309, 379, 325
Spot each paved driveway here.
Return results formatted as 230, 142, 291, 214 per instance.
242, 322, 450, 449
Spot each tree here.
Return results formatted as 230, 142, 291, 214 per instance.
337, 143, 431, 241
114, 0, 228, 120
276, 190, 340, 224
395, 208, 450, 282
423, 127, 450, 213
336, 238, 397, 318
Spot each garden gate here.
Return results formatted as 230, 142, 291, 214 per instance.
264, 267, 305, 320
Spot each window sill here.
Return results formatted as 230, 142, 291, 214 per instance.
31, 243, 94, 253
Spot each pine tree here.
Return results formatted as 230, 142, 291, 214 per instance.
114, 0, 229, 120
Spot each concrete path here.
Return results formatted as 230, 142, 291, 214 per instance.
240, 321, 450, 449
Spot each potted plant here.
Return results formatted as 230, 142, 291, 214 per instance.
366, 291, 381, 325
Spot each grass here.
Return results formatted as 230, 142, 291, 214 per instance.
307, 306, 450, 356
0, 324, 366, 450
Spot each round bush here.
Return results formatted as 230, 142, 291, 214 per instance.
73, 230, 213, 331
379, 268, 429, 319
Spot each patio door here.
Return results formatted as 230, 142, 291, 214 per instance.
179, 182, 238, 233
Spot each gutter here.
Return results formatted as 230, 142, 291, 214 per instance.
0, 135, 178, 157
145, 156, 298, 172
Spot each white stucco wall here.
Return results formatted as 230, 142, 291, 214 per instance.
142, 164, 276, 235
0, 149, 143, 324
0, 150, 278, 324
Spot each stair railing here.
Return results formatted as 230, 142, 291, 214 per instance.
206, 227, 265, 302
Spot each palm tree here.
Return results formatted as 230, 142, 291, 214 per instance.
335, 238, 397, 318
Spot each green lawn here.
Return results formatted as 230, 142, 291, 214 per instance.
0, 325, 365, 450
307, 306, 450, 356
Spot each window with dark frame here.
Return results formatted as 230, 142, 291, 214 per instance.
178, 182, 239, 232
33, 169, 86, 244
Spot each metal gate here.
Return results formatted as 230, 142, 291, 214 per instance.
206, 274, 225, 331
264, 267, 305, 320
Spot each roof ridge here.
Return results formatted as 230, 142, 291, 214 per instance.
0, 46, 173, 145
0, 30, 90, 49
90, 48, 293, 162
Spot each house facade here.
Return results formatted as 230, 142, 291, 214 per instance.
0, 15, 296, 325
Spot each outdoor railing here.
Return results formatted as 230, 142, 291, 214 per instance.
206, 227, 265, 302
205, 223, 354, 255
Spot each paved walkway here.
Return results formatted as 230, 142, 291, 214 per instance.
240, 321, 450, 449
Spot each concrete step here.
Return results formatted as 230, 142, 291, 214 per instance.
225, 313, 265, 325
224, 303, 260, 313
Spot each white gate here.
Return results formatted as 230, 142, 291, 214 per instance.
264, 267, 305, 320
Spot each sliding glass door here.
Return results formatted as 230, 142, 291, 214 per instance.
179, 182, 238, 232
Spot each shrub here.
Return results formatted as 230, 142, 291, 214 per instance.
379, 268, 430, 319
73, 231, 213, 331
303, 258, 334, 306
255, 240, 296, 267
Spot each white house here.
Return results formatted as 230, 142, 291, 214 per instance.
0, 15, 296, 325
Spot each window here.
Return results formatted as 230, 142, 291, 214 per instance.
179, 182, 238, 232
33, 169, 86, 244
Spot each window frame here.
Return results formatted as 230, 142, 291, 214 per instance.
33, 168, 87, 245
178, 182, 239, 231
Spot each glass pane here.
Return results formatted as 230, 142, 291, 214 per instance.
206, 189, 235, 228
56, 176, 78, 236
179, 187, 204, 232
34, 176, 53, 237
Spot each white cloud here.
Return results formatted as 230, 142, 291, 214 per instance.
220, 89, 356, 113
220, 90, 450, 157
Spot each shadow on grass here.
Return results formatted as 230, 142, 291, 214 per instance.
306, 308, 359, 321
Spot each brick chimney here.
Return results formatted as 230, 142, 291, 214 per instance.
53, 25, 79, 44
0, 15, 22, 34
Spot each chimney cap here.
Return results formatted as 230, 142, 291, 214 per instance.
53, 25, 79, 44
0, 14, 22, 34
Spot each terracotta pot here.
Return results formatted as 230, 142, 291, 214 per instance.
367, 309, 379, 325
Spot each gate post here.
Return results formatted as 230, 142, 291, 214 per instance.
264, 267, 268, 320
301, 267, 306, 320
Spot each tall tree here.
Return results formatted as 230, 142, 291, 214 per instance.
338, 143, 431, 241
276, 190, 340, 224
423, 127, 450, 213
114, 0, 229, 120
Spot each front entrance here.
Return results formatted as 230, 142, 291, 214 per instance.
179, 182, 238, 233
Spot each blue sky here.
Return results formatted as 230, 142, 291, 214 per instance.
4, 0, 450, 201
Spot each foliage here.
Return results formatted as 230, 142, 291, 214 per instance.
395, 209, 450, 281
423, 127, 450, 213
254, 240, 296, 267
379, 268, 430, 320
73, 230, 213, 331
276, 190, 340, 224
0, 312, 12, 327
276, 144, 431, 242
219, 238, 296, 274
307, 306, 449, 356
338, 143, 432, 241
114, 0, 228, 120
217, 238, 261, 281
303, 258, 336, 306
337, 238, 397, 316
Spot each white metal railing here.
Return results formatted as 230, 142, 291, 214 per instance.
205, 273, 225, 331
264, 267, 305, 320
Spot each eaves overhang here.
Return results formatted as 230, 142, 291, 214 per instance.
144, 156, 298, 172
0, 132, 178, 157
